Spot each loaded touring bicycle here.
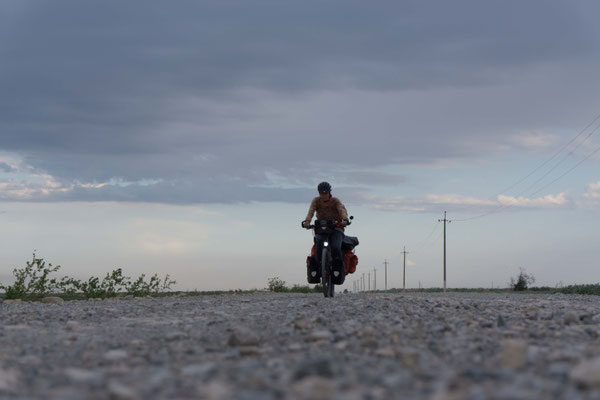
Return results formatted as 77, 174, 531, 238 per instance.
303, 217, 359, 298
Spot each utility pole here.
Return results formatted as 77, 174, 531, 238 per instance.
438, 211, 451, 292
373, 268, 377, 291
368, 272, 371, 291
383, 259, 389, 290
362, 273, 365, 292
401, 246, 410, 291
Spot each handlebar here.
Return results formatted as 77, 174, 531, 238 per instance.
302, 216, 353, 229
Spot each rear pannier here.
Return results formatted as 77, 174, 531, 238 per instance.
344, 250, 358, 274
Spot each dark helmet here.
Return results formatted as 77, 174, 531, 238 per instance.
317, 181, 332, 194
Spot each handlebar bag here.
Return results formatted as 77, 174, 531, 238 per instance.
314, 219, 337, 235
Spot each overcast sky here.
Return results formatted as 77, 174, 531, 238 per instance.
1, 1, 600, 290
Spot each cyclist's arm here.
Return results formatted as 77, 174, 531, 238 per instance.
304, 198, 317, 223
336, 199, 349, 221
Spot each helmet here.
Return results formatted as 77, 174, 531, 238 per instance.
317, 181, 331, 194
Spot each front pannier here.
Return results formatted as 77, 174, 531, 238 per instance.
306, 245, 320, 283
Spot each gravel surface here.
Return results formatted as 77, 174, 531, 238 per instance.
2, 292, 600, 399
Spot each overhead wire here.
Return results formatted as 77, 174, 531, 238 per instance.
495, 112, 600, 196
454, 112, 600, 222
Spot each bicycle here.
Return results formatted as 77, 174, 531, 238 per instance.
302, 217, 353, 298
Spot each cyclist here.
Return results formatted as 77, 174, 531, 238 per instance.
302, 182, 350, 283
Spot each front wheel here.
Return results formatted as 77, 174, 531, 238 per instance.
321, 247, 334, 298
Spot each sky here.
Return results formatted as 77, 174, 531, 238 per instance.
1, 0, 599, 291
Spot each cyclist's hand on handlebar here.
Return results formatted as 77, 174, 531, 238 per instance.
302, 220, 311, 229
341, 218, 350, 226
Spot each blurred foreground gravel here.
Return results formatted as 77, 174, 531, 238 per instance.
2, 292, 600, 399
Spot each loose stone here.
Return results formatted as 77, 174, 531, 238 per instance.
570, 357, 600, 388
228, 326, 261, 346
305, 330, 332, 342
500, 340, 528, 369
41, 296, 64, 304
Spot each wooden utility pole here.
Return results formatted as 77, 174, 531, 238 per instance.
401, 246, 409, 291
367, 272, 371, 291
438, 211, 451, 292
373, 268, 377, 291
362, 273, 365, 292
383, 259, 389, 290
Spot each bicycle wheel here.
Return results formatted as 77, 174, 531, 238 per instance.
321, 247, 332, 298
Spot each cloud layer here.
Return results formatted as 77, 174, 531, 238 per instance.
2, 1, 600, 203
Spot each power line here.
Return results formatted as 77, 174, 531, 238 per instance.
529, 144, 600, 197
454, 117, 600, 222
514, 122, 600, 198
495, 111, 600, 196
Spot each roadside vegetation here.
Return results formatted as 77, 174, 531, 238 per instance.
3, 255, 600, 301
0, 252, 175, 301
267, 277, 323, 293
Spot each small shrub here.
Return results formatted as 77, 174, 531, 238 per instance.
289, 284, 313, 293
510, 268, 535, 291
267, 277, 288, 292
0, 252, 61, 300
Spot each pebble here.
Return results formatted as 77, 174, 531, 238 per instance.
239, 346, 261, 356
65, 320, 80, 331
107, 381, 138, 399
0, 367, 20, 392
500, 340, 528, 369
564, 312, 580, 325
103, 349, 128, 361
570, 357, 600, 388
41, 296, 64, 304
497, 314, 506, 327
228, 326, 261, 346
305, 329, 332, 342
64, 367, 103, 385
294, 318, 313, 330
291, 376, 335, 400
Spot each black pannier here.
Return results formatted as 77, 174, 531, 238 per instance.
342, 235, 359, 251
306, 248, 320, 283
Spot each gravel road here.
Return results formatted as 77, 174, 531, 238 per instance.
2, 292, 600, 399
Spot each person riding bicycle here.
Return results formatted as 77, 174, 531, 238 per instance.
302, 182, 350, 283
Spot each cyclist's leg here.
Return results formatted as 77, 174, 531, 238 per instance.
330, 230, 345, 276
314, 234, 325, 267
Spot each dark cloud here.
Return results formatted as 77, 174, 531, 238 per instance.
1, 0, 600, 203
0, 162, 16, 173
